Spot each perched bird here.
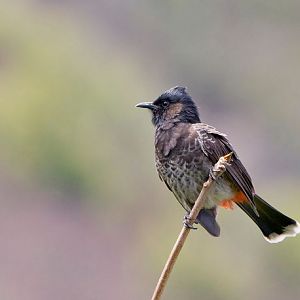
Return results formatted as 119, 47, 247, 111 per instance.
136, 86, 300, 243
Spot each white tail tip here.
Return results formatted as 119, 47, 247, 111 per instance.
264, 221, 300, 243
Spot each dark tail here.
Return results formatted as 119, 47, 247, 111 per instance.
237, 194, 300, 243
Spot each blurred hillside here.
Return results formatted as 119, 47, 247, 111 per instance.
0, 1, 299, 300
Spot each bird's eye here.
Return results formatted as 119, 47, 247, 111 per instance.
162, 101, 169, 108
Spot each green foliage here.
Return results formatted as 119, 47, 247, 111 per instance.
0, 5, 156, 205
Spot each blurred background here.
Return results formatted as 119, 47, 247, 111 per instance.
0, 1, 300, 299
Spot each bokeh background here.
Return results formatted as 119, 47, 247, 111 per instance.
0, 1, 300, 299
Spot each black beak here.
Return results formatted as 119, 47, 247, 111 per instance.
135, 102, 157, 110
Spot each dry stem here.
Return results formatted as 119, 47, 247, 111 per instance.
151, 152, 233, 300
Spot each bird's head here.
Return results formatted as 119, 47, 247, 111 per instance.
136, 86, 200, 127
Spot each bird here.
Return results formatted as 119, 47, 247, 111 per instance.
136, 86, 300, 243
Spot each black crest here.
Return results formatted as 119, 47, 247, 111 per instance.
152, 86, 201, 126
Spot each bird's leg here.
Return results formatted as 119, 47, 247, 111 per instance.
183, 213, 197, 230
209, 152, 233, 180
209, 168, 218, 181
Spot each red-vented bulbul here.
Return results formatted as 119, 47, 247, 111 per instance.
136, 86, 299, 243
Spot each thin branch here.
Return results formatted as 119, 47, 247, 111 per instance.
151, 152, 233, 300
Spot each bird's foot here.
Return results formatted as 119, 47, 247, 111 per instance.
183, 213, 197, 230
209, 168, 218, 180
209, 152, 233, 180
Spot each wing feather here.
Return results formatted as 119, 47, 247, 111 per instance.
193, 123, 256, 209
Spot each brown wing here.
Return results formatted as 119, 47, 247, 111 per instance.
193, 123, 257, 211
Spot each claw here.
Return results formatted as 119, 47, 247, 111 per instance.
183, 214, 197, 230
209, 168, 217, 180
210, 152, 233, 180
